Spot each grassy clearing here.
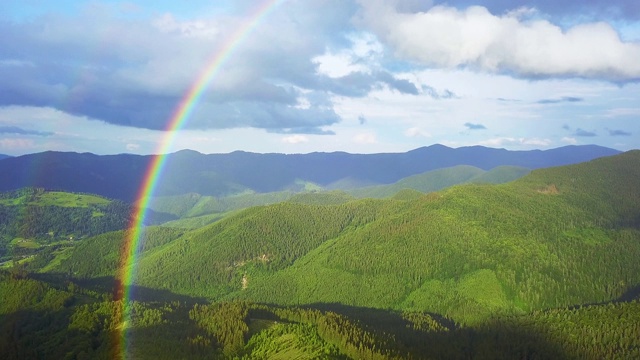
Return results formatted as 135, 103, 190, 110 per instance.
11, 238, 40, 249
0, 198, 24, 206
244, 322, 339, 360
39, 247, 74, 273
39, 192, 110, 207
0, 191, 110, 208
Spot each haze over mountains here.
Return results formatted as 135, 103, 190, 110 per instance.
0, 144, 620, 202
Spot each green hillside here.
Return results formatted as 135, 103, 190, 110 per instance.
112, 151, 640, 326
0, 188, 133, 266
134, 201, 372, 298
51, 227, 185, 279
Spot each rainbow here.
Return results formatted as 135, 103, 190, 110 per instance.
115, 0, 285, 357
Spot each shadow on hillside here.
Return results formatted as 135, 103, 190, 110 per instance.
616, 285, 640, 302
256, 302, 577, 360
0, 307, 216, 360
566, 285, 640, 312
1, 304, 575, 360
305, 302, 458, 330
30, 273, 207, 304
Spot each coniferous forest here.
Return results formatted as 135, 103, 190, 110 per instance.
1, 150, 640, 359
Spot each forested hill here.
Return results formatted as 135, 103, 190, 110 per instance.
0, 188, 132, 241
0, 144, 619, 202
51, 150, 639, 327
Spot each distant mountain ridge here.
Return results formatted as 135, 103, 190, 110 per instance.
0, 145, 621, 202
0, 154, 10, 160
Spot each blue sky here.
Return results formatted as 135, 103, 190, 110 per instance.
0, 0, 639, 155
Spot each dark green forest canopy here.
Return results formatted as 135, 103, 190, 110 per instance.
1, 270, 639, 359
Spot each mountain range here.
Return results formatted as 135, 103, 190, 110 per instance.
0, 144, 620, 202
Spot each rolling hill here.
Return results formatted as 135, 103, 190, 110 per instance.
0, 145, 619, 202
47, 151, 640, 327
0, 188, 174, 267
0, 188, 131, 243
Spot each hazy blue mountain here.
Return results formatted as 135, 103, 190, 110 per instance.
0, 145, 620, 202
0, 154, 10, 160
0, 151, 147, 202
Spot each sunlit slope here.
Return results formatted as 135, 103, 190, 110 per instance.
50, 227, 185, 279
134, 200, 389, 297
134, 151, 639, 324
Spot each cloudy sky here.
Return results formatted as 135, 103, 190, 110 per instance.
1, 0, 639, 155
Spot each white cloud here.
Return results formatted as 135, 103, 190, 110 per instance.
0, 138, 35, 151
561, 137, 578, 144
314, 52, 368, 78
152, 13, 220, 38
521, 138, 552, 146
313, 33, 383, 78
353, 132, 377, 144
405, 127, 432, 138
603, 108, 640, 118
479, 137, 517, 147
479, 137, 552, 147
281, 135, 309, 144
0, 105, 162, 155
357, 2, 640, 81
126, 143, 141, 151
0, 3, 348, 133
